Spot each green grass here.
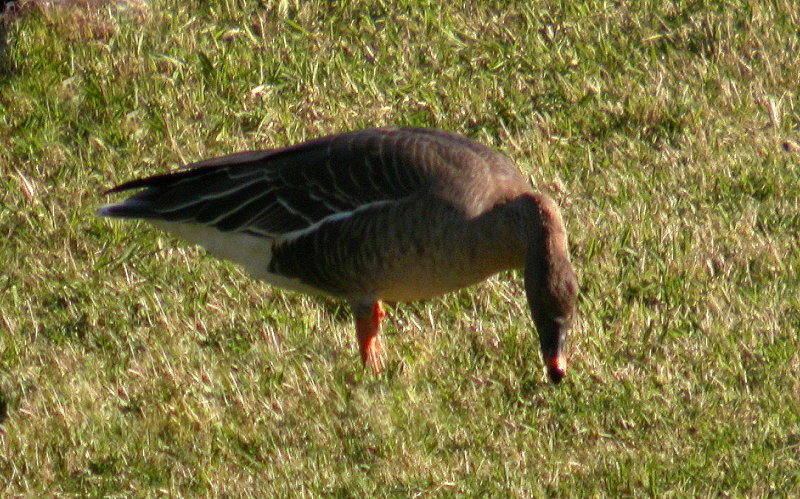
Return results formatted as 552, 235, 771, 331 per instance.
1, 0, 799, 495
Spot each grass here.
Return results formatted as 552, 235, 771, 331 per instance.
1, 0, 799, 495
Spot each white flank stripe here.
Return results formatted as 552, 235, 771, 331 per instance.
275, 199, 396, 244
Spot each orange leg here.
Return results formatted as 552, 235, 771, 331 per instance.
354, 301, 385, 373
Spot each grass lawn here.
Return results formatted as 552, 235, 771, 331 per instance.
1, 0, 799, 495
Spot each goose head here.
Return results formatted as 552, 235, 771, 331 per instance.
512, 193, 578, 384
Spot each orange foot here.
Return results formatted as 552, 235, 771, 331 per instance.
355, 301, 385, 373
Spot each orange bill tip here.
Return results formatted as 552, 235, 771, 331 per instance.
546, 355, 567, 384
549, 355, 567, 372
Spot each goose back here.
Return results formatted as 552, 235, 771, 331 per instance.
102, 127, 531, 237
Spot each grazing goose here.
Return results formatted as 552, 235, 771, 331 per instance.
99, 127, 578, 383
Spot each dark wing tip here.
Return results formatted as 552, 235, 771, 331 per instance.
96, 199, 155, 219
103, 172, 188, 196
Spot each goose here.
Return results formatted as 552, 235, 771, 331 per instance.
98, 127, 578, 383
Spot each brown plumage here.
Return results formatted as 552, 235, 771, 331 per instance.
99, 127, 578, 383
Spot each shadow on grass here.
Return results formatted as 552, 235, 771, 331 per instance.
318, 298, 353, 325
0, 0, 19, 79
0, 390, 8, 432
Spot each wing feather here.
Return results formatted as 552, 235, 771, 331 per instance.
100, 128, 440, 236
99, 127, 528, 236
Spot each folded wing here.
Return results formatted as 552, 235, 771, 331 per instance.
99, 128, 437, 237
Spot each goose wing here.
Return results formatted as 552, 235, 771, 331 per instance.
100, 128, 454, 237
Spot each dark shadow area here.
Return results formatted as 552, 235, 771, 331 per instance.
0, 0, 18, 78
0, 390, 8, 429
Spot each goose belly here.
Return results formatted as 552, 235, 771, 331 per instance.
375, 255, 502, 302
